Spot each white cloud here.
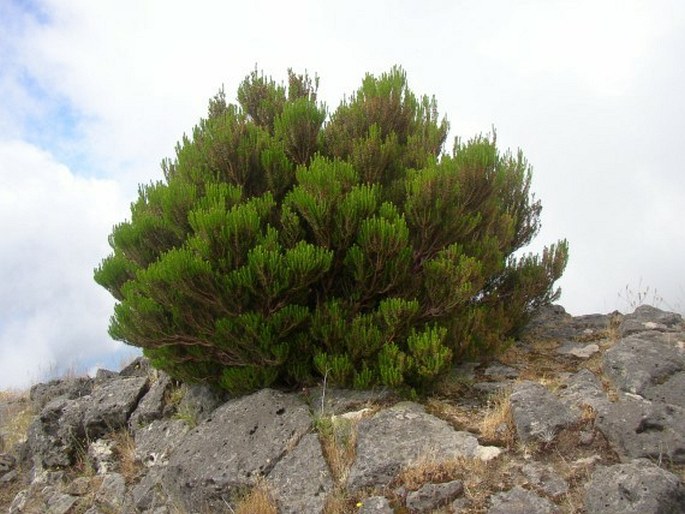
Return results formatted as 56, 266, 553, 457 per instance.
0, 140, 130, 389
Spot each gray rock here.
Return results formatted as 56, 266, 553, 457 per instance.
603, 333, 684, 396
45, 493, 78, 514
0, 452, 16, 472
509, 381, 577, 442
65, 476, 92, 496
95, 472, 127, 512
647, 371, 685, 408
27, 397, 86, 468
0, 469, 18, 484
131, 466, 169, 511
556, 341, 600, 359
405, 480, 464, 512
29, 377, 93, 410
584, 459, 685, 514
521, 462, 569, 498
83, 376, 149, 438
620, 305, 684, 337
162, 389, 311, 511
358, 496, 393, 513
176, 383, 226, 422
94, 368, 119, 382
119, 356, 150, 377
595, 394, 685, 463
488, 486, 559, 514
307, 387, 395, 417
135, 418, 190, 467
130, 374, 173, 430
483, 363, 519, 378
558, 369, 609, 411
268, 432, 333, 514
347, 402, 480, 491
88, 438, 115, 474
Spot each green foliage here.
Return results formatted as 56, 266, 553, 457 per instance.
95, 66, 568, 394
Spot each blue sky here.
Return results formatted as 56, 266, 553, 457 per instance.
1, 0, 684, 389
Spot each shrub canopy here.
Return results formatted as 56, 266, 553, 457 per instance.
95, 67, 568, 394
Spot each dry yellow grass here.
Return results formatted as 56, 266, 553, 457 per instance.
0, 390, 35, 452
317, 416, 358, 484
233, 480, 278, 514
110, 429, 142, 484
479, 388, 515, 448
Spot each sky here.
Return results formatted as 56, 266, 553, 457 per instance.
1, 0, 684, 389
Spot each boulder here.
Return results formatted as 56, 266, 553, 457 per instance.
129, 373, 173, 430
29, 377, 93, 410
558, 369, 609, 412
619, 305, 684, 337
347, 402, 482, 490
27, 397, 86, 468
358, 496, 393, 513
161, 389, 311, 511
405, 480, 464, 512
83, 376, 149, 438
584, 459, 685, 514
176, 382, 226, 422
135, 418, 190, 467
487, 486, 559, 514
268, 432, 333, 514
119, 356, 150, 377
603, 332, 684, 396
520, 462, 569, 498
509, 381, 577, 442
595, 394, 685, 463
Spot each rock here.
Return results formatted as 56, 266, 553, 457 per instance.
521, 462, 569, 498
620, 305, 684, 337
161, 389, 311, 511
405, 480, 464, 512
65, 476, 92, 496
584, 459, 685, 514
558, 369, 608, 411
129, 374, 174, 430
556, 342, 600, 359
347, 402, 481, 491
119, 356, 150, 377
135, 418, 190, 467
27, 397, 86, 468
0, 452, 16, 472
176, 383, 226, 422
487, 486, 559, 514
29, 377, 93, 410
94, 369, 119, 382
45, 492, 78, 514
94, 472, 127, 512
595, 394, 685, 463
131, 466, 169, 511
268, 432, 333, 514
88, 438, 115, 474
83, 376, 149, 438
603, 332, 684, 396
0, 469, 18, 484
358, 496, 393, 513
307, 387, 395, 416
483, 363, 519, 378
509, 381, 577, 442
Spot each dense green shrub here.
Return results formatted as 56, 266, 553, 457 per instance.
95, 67, 568, 394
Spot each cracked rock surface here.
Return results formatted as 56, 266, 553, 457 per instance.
1, 304, 684, 513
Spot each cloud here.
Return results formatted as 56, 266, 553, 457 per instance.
0, 140, 132, 389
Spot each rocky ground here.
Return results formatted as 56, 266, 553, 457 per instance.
1, 304, 684, 513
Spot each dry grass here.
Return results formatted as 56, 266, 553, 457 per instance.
233, 479, 278, 514
316, 416, 358, 484
0, 390, 35, 452
479, 388, 515, 448
110, 429, 142, 484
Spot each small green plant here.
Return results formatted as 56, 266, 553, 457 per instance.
95, 66, 568, 395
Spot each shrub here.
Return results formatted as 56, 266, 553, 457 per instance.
95, 66, 568, 394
